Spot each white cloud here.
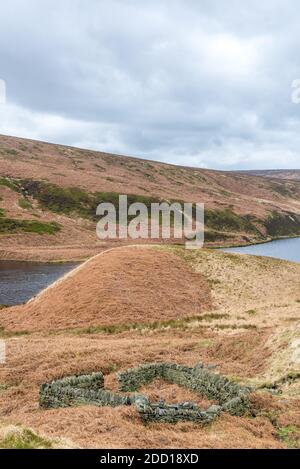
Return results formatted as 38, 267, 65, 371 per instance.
0, 0, 300, 169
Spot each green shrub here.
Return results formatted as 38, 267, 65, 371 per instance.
204, 230, 231, 242
265, 211, 300, 237
0, 217, 61, 235
21, 180, 167, 221
271, 183, 298, 199
205, 208, 260, 234
0, 177, 19, 192
6, 149, 18, 157
21, 180, 92, 217
0, 428, 53, 449
278, 425, 300, 449
18, 198, 33, 210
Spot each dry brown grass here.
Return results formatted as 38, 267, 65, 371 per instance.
1, 133, 300, 261
0, 245, 299, 448
1, 134, 299, 216
0, 327, 288, 449
0, 246, 211, 332
175, 247, 300, 329
137, 379, 217, 407
7, 407, 283, 449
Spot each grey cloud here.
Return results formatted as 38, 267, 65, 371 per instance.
0, 0, 300, 169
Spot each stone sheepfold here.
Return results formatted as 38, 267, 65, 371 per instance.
39, 363, 251, 425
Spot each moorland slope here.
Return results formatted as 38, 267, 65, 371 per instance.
0, 246, 299, 448
0, 246, 211, 332
1, 134, 300, 261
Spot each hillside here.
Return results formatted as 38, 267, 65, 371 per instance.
0, 246, 211, 332
1, 134, 300, 261
240, 170, 300, 181
0, 246, 299, 448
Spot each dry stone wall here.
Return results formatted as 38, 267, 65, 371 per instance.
39, 363, 251, 425
118, 363, 251, 421
39, 372, 129, 409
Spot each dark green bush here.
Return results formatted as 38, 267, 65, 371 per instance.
0, 217, 61, 235
265, 211, 300, 237
205, 208, 260, 234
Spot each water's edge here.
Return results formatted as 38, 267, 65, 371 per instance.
1, 236, 299, 307
0, 261, 80, 306
221, 236, 300, 264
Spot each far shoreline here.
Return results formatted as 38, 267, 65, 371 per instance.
0, 233, 300, 264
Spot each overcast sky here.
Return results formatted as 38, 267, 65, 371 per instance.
0, 0, 300, 170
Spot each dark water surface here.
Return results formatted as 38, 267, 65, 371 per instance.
223, 237, 300, 263
0, 261, 79, 306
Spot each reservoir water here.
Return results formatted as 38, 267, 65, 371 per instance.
0, 237, 299, 307
223, 237, 300, 263
0, 261, 79, 306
